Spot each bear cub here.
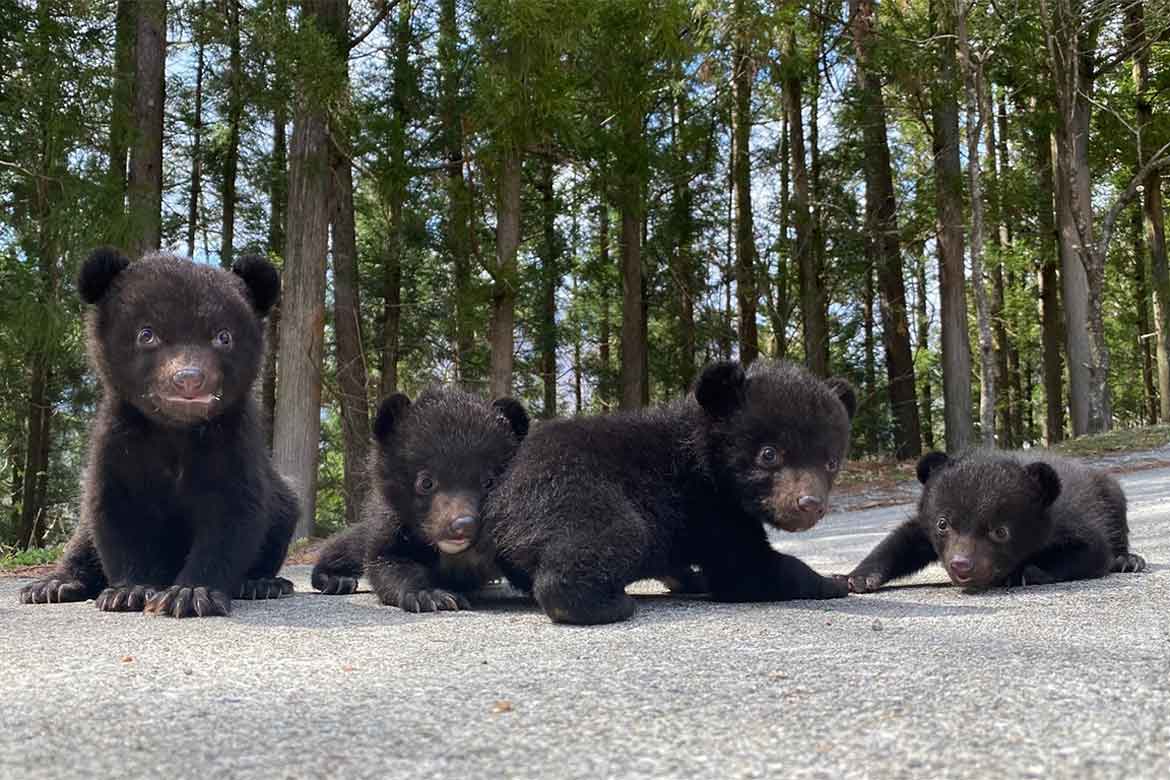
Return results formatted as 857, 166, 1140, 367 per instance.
842, 451, 1146, 593
19, 249, 298, 617
487, 359, 857, 625
311, 388, 528, 612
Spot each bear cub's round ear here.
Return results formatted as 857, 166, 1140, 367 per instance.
231, 255, 281, 316
78, 247, 131, 304
695, 360, 746, 419
373, 393, 412, 444
824, 377, 857, 420
1024, 462, 1062, 508
916, 451, 952, 485
492, 397, 530, 440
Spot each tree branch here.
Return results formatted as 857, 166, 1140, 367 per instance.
348, 1, 400, 52
1097, 139, 1170, 259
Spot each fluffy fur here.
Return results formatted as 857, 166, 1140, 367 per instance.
19, 249, 298, 617
487, 359, 857, 625
842, 451, 1145, 593
311, 388, 528, 612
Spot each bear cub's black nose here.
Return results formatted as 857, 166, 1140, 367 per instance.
449, 516, 478, 539
172, 367, 206, 397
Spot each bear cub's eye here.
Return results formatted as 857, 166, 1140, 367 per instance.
758, 446, 781, 467
990, 526, 1011, 542
936, 517, 949, 533
136, 327, 157, 347
213, 329, 233, 349
826, 458, 840, 473
415, 471, 436, 495
482, 474, 497, 491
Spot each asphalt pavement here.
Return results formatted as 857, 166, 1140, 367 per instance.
2, 466, 1168, 780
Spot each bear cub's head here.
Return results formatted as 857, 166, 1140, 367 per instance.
915, 452, 1061, 589
373, 389, 528, 555
695, 359, 856, 533
79, 248, 280, 427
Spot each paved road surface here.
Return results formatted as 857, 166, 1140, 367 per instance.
2, 467, 1168, 779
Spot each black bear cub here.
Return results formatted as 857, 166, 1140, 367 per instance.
487, 359, 857, 625
311, 388, 528, 612
842, 451, 1146, 593
19, 249, 298, 617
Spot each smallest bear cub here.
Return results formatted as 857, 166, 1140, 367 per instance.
843, 451, 1146, 593
19, 248, 298, 617
311, 388, 528, 612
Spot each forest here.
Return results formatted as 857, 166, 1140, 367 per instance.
1, 0, 1168, 547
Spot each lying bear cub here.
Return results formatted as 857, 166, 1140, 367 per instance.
841, 451, 1147, 593
487, 359, 857, 625
20, 249, 298, 617
311, 388, 528, 611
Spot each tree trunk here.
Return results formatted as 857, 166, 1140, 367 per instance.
1127, 1, 1170, 422
863, 259, 878, 454
17, 359, 50, 550
850, 0, 921, 458
539, 156, 559, 418
597, 197, 612, 409
957, 5, 996, 447
929, 0, 974, 452
186, 15, 204, 259
262, 18, 288, 450
127, 0, 166, 259
768, 102, 791, 360
620, 204, 644, 410
1036, 123, 1064, 444
105, 0, 135, 244
671, 78, 696, 392
273, 0, 339, 540
439, 0, 474, 385
913, 243, 935, 450
220, 0, 242, 266
1042, 0, 1109, 434
984, 82, 1013, 447
489, 150, 520, 399
1134, 208, 1158, 424
784, 30, 826, 377
382, 1, 411, 399
732, 0, 759, 366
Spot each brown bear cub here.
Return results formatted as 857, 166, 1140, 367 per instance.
842, 451, 1146, 593
486, 359, 857, 625
311, 389, 528, 612
19, 249, 298, 617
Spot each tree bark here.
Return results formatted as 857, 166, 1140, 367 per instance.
913, 243, 935, 450
929, 0, 974, 452
597, 196, 612, 409
619, 102, 646, 410
105, 0, 135, 244
273, 0, 339, 540
1127, 1, 1170, 422
439, 0, 474, 385
1042, 0, 1109, 434
784, 29, 826, 378
1134, 207, 1158, 424
671, 76, 696, 392
382, 1, 411, 399
732, 0, 759, 366
957, 4, 996, 447
863, 258, 878, 454
489, 150, 521, 398
850, 0, 921, 458
539, 156, 559, 418
262, 0, 288, 451
1036, 122, 1064, 444
220, 0, 242, 266
127, 0, 166, 259
984, 81, 1013, 447
186, 11, 204, 259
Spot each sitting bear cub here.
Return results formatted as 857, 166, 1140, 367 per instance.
19, 249, 298, 617
311, 388, 528, 612
487, 359, 857, 625
842, 451, 1146, 593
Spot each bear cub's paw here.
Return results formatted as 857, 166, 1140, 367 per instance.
20, 578, 89, 605
396, 588, 471, 613
1006, 565, 1057, 588
834, 572, 883, 594
311, 571, 360, 595
1112, 553, 1146, 573
815, 574, 851, 599
236, 577, 294, 600
143, 585, 231, 618
96, 585, 156, 612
